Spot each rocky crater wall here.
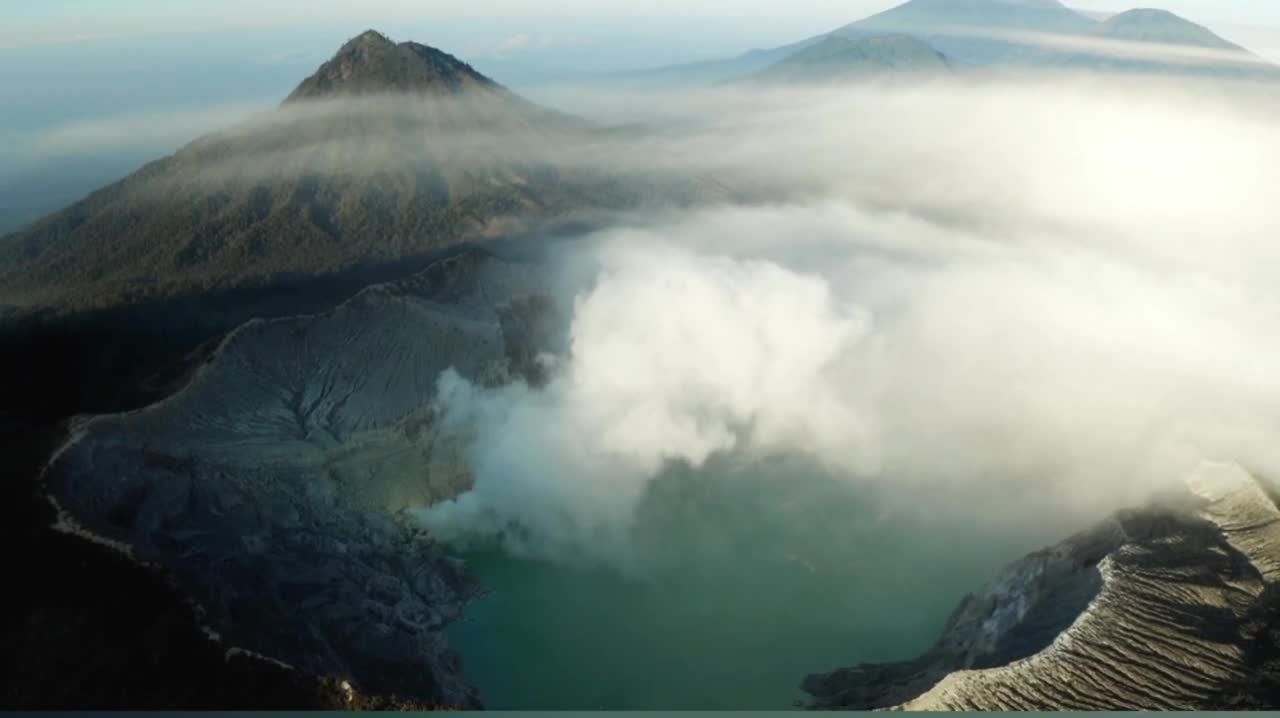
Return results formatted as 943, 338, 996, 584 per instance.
44, 249, 559, 707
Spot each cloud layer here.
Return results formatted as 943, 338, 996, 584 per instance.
409, 73, 1280, 566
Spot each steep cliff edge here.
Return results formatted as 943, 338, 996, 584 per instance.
42, 246, 563, 707
805, 462, 1280, 710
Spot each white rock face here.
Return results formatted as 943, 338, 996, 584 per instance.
45, 248, 560, 707
806, 462, 1280, 711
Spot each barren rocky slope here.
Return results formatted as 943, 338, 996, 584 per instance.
42, 247, 562, 706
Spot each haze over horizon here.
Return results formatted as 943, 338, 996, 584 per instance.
4, 0, 1279, 237
6, 0, 1280, 47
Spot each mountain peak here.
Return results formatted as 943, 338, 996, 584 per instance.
1096, 8, 1244, 51
998, 0, 1070, 7
285, 30, 500, 102
346, 29, 394, 49
1112, 8, 1188, 22
852, 0, 1096, 36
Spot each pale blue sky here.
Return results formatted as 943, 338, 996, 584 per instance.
4, 1, 1280, 50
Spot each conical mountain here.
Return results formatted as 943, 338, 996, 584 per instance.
286, 30, 503, 101
0, 32, 644, 317
1092, 9, 1244, 51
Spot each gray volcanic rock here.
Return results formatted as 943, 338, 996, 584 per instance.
43, 247, 562, 707
287, 30, 503, 101
805, 463, 1280, 710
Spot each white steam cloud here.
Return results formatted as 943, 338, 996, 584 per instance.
413, 73, 1280, 566
418, 208, 1280, 567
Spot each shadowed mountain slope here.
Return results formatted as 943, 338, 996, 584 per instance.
0, 31, 688, 319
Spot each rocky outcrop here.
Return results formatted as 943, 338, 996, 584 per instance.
43, 247, 561, 707
805, 462, 1280, 711
286, 30, 502, 101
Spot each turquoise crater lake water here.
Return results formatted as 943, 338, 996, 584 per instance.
445, 459, 1072, 710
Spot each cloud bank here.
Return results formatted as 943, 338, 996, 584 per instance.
405, 72, 1280, 567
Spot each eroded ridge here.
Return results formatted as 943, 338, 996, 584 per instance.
806, 462, 1280, 711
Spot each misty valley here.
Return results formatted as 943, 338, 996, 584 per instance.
6, 0, 1280, 712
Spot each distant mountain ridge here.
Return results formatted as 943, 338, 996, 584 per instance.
1093, 8, 1246, 51
828, 0, 1262, 71
747, 34, 950, 84
1042, 8, 1264, 75
625, 0, 1271, 84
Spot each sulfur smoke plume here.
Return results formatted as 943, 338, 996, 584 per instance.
410, 74, 1280, 566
